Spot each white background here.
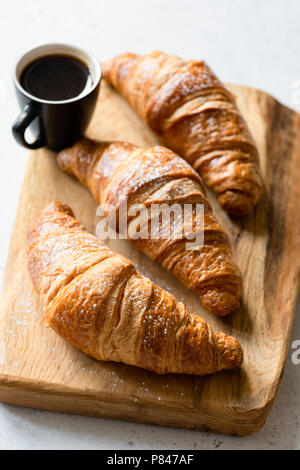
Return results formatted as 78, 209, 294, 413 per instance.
0, 0, 299, 450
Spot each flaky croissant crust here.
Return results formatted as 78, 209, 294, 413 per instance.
102, 51, 263, 215
27, 201, 243, 376
58, 138, 242, 316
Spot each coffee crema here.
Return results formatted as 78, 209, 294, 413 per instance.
20, 54, 93, 101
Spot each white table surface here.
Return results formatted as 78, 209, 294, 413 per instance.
0, 0, 299, 450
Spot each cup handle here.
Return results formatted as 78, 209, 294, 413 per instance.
12, 102, 46, 149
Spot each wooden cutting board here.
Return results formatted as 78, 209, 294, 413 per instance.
0, 81, 299, 437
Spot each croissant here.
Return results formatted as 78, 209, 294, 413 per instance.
27, 201, 243, 375
58, 138, 242, 316
102, 51, 263, 215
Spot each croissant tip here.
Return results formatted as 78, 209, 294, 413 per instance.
57, 148, 74, 176
45, 201, 75, 218
218, 190, 260, 216
200, 287, 240, 316
215, 332, 244, 370
101, 59, 113, 79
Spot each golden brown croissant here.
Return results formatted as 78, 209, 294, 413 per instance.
102, 51, 263, 215
27, 201, 243, 375
57, 138, 242, 316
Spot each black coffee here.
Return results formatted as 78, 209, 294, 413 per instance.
21, 54, 92, 101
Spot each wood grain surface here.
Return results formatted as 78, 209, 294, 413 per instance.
0, 81, 299, 436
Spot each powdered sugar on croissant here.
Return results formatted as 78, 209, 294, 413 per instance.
58, 139, 242, 316
102, 51, 263, 215
27, 201, 243, 375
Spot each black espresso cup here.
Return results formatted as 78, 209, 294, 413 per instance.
12, 43, 101, 151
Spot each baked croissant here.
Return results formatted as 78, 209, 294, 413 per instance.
58, 138, 242, 316
27, 201, 243, 375
102, 51, 263, 215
